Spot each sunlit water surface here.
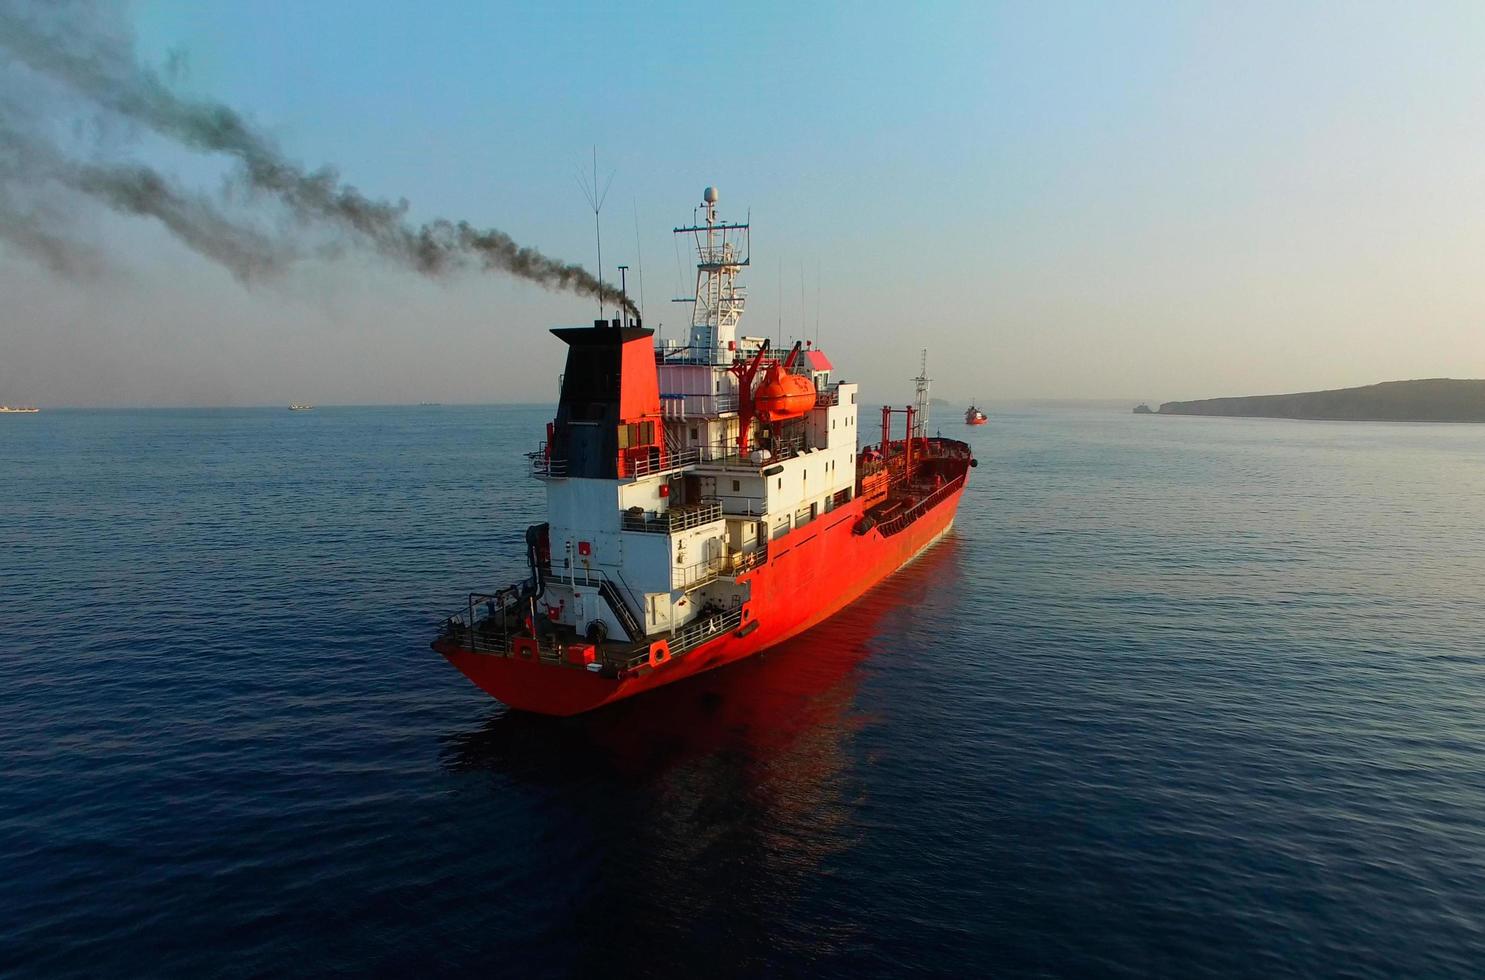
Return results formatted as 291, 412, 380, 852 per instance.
3, 406, 1484, 977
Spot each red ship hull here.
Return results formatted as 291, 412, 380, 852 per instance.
433, 477, 967, 716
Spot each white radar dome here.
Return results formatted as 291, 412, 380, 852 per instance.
703, 186, 719, 204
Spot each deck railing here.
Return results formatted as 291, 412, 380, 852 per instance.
669, 606, 745, 656
729, 544, 768, 574
445, 624, 513, 656
440, 586, 526, 656
693, 436, 809, 471
660, 393, 739, 419
536, 437, 823, 482
655, 348, 742, 368
670, 541, 770, 590
529, 445, 567, 478
672, 554, 724, 590
874, 473, 967, 537
627, 447, 700, 479
622, 499, 723, 534
442, 595, 751, 671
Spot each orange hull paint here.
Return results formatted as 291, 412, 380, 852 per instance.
434, 479, 967, 716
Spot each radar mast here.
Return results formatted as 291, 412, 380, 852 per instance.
673, 187, 750, 356
913, 349, 932, 437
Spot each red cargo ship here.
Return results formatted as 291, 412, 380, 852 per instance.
433, 188, 976, 715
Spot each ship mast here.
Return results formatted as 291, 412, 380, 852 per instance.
912, 349, 932, 437
674, 187, 750, 357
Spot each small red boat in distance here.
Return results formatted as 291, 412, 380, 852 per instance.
965, 404, 988, 425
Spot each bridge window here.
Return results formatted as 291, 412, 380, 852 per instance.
617, 421, 654, 449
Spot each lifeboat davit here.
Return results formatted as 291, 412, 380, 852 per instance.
753, 363, 817, 422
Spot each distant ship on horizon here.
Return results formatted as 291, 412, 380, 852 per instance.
289, 403, 314, 411
0, 405, 40, 413
965, 404, 988, 425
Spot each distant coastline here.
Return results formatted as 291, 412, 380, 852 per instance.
1153, 379, 1485, 423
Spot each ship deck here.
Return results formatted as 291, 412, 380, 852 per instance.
439, 597, 747, 676
440, 437, 973, 683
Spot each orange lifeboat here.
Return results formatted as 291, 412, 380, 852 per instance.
753, 363, 817, 422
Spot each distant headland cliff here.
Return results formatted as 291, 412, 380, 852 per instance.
1153, 379, 1485, 423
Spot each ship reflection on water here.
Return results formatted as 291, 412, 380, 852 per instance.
439, 535, 963, 972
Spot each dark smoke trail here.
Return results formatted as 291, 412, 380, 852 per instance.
0, 127, 284, 282
67, 162, 285, 281
0, 197, 102, 277
0, 4, 636, 314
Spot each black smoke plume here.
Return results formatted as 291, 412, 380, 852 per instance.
0, 1, 636, 314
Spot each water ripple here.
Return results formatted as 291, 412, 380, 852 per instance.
2, 406, 1484, 977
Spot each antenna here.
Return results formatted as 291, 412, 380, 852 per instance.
815, 260, 821, 345
799, 261, 807, 341
777, 256, 782, 339
576, 146, 614, 318
632, 200, 646, 324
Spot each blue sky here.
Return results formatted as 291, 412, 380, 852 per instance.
3, 0, 1483, 405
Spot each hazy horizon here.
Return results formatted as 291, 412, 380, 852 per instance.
17, 382, 1485, 412
4, 0, 1484, 408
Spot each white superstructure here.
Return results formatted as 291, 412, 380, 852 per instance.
527, 188, 861, 651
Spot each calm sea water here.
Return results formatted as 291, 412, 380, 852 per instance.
3, 405, 1484, 978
